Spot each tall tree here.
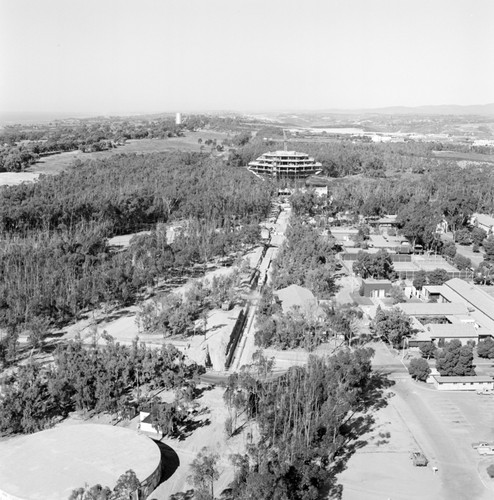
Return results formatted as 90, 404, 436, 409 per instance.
189, 448, 220, 500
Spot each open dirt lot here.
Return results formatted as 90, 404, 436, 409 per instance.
0, 171, 40, 187
149, 386, 250, 499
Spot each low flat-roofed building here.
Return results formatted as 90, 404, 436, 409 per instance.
407, 316, 431, 347
427, 323, 479, 345
361, 279, 393, 298
397, 302, 468, 317
443, 279, 494, 332
367, 215, 399, 229
432, 375, 494, 391
471, 213, 494, 234
422, 285, 447, 302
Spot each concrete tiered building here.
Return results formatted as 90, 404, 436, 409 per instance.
248, 150, 322, 179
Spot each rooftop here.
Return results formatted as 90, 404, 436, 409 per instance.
397, 302, 468, 317
275, 284, 324, 317
0, 424, 161, 500
472, 213, 494, 228
427, 323, 478, 338
444, 279, 494, 321
434, 376, 493, 384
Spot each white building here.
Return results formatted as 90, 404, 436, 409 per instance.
432, 375, 494, 392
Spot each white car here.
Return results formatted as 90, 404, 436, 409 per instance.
477, 446, 494, 455
472, 442, 494, 449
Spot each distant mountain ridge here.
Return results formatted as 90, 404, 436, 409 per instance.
303, 103, 494, 116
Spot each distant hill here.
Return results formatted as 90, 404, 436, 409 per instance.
302, 103, 494, 116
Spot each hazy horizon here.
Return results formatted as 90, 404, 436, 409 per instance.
0, 103, 494, 124
2, 0, 494, 116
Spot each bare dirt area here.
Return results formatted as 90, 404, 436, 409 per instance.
149, 386, 252, 499
0, 171, 40, 187
62, 263, 241, 370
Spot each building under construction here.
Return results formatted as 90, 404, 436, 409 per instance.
247, 130, 322, 180
248, 150, 322, 180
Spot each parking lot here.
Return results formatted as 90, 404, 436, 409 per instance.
339, 342, 494, 499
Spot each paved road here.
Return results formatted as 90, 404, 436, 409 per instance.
394, 380, 491, 500
369, 340, 492, 499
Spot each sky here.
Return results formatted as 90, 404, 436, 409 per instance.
1, 0, 494, 116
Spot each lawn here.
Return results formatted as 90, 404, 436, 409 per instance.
28, 130, 231, 176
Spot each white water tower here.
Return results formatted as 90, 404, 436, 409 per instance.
175, 112, 182, 125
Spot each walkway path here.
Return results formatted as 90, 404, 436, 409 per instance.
230, 204, 291, 371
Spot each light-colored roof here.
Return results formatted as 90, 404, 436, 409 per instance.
422, 285, 445, 294
445, 279, 494, 320
440, 279, 494, 332
275, 284, 323, 317
377, 215, 398, 224
434, 375, 493, 384
0, 424, 161, 500
397, 302, 468, 317
428, 323, 478, 338
362, 278, 393, 284
444, 314, 476, 324
473, 213, 494, 228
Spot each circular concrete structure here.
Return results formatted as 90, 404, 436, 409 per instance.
248, 150, 322, 179
0, 424, 161, 500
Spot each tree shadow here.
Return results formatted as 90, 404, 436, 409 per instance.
192, 384, 214, 400
207, 323, 227, 333
176, 417, 211, 441
96, 308, 134, 324
320, 371, 394, 499
166, 489, 195, 500
153, 440, 180, 484
321, 414, 376, 499
361, 370, 395, 412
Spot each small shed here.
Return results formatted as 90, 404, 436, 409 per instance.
432, 375, 494, 392
361, 279, 393, 298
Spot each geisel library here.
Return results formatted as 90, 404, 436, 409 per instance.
248, 150, 322, 179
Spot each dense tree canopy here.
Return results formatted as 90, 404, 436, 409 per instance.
352, 250, 395, 280
225, 349, 375, 499
408, 358, 431, 381
0, 338, 204, 435
435, 339, 475, 376
0, 153, 273, 356
372, 307, 414, 348
271, 217, 339, 299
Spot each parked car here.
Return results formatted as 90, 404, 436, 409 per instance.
472, 442, 494, 449
477, 388, 494, 395
477, 446, 494, 456
410, 452, 428, 466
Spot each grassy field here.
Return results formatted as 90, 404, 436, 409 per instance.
432, 150, 494, 164
28, 130, 231, 176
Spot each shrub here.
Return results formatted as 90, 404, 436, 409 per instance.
408, 358, 431, 381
